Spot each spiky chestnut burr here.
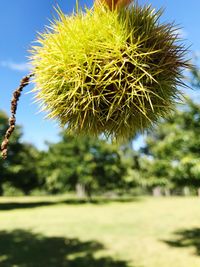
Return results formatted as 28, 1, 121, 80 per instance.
2, 2, 189, 159
30, 3, 189, 142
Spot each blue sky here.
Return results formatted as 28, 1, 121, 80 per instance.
0, 0, 199, 150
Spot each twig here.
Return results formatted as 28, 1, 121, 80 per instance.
1, 73, 34, 159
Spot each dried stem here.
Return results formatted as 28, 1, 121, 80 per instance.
95, 0, 133, 10
1, 73, 34, 159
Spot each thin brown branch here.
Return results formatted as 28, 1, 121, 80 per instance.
1, 73, 34, 159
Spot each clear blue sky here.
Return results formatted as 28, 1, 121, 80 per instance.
0, 0, 199, 149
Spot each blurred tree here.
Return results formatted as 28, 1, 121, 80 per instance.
139, 157, 174, 196
40, 133, 126, 197
191, 61, 200, 88
0, 110, 9, 195
7, 143, 42, 195
0, 110, 24, 195
142, 97, 200, 195
0, 110, 41, 195
120, 144, 143, 193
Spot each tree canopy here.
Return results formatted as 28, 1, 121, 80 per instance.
141, 97, 200, 193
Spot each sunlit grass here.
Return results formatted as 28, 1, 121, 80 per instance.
1, 196, 200, 267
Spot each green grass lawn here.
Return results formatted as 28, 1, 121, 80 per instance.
1, 196, 200, 267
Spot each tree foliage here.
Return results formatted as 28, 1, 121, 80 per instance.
0, 111, 41, 195
142, 97, 200, 193
39, 133, 126, 197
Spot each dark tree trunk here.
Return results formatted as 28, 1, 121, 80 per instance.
0, 183, 3, 196
85, 185, 92, 201
197, 188, 200, 197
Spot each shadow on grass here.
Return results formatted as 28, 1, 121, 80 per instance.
163, 228, 200, 256
0, 197, 142, 211
0, 229, 132, 267
0, 201, 54, 211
